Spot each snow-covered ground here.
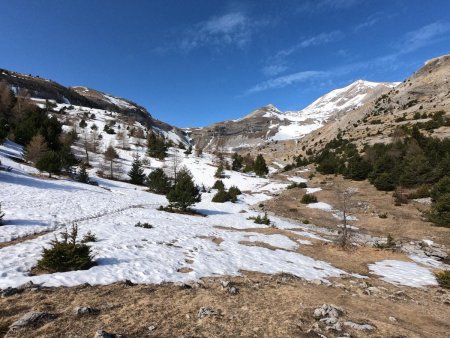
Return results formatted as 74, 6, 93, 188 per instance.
0, 135, 440, 289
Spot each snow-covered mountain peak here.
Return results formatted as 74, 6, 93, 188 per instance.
287, 79, 399, 121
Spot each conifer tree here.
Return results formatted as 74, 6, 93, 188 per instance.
78, 162, 89, 183
253, 154, 268, 177
167, 168, 201, 211
147, 132, 167, 160
232, 152, 243, 171
36, 151, 62, 178
147, 168, 172, 194
214, 163, 224, 178
128, 156, 145, 185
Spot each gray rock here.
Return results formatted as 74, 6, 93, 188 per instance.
228, 286, 239, 295
197, 307, 219, 318
73, 306, 100, 316
313, 304, 344, 320
18, 281, 38, 290
343, 321, 376, 331
9, 311, 56, 330
94, 329, 118, 338
1, 287, 19, 298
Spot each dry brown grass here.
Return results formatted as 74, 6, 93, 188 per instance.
1, 273, 450, 338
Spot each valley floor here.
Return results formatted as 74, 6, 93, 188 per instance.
0, 141, 449, 337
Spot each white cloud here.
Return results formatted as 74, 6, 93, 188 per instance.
261, 64, 288, 77
398, 22, 450, 54
180, 12, 259, 51
300, 31, 344, 48
261, 31, 343, 77
245, 70, 327, 94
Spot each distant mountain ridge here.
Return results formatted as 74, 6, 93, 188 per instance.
188, 80, 399, 151
0, 68, 188, 143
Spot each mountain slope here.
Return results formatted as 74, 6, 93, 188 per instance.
293, 54, 450, 156
0, 69, 188, 144
188, 80, 398, 151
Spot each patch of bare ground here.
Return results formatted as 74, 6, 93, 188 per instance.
0, 231, 51, 250
1, 273, 449, 338
265, 169, 450, 248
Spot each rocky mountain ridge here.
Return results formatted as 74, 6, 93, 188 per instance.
188, 80, 398, 151
0, 69, 188, 143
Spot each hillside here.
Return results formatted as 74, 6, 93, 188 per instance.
0, 69, 188, 144
296, 54, 450, 156
188, 80, 397, 152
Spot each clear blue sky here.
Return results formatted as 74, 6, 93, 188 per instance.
1, 1, 449, 127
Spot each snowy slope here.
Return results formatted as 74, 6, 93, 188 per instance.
270, 80, 399, 140
0, 138, 440, 289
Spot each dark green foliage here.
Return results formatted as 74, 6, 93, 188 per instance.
232, 152, 243, 171
103, 125, 115, 134
228, 186, 241, 198
147, 132, 167, 160
135, 222, 153, 229
249, 212, 271, 225
215, 163, 224, 178
77, 163, 89, 183
373, 173, 397, 191
0, 202, 4, 226
253, 154, 268, 177
212, 185, 241, 203
428, 193, 450, 227
430, 176, 450, 202
416, 111, 450, 130
128, 157, 145, 185
344, 157, 371, 180
166, 168, 201, 211
36, 151, 62, 177
435, 270, 450, 289
37, 224, 95, 273
81, 231, 97, 243
301, 194, 318, 204
212, 189, 232, 203
312, 129, 450, 227
287, 182, 307, 189
79, 119, 87, 128
212, 179, 225, 191
147, 168, 171, 195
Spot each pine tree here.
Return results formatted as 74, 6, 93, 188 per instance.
147, 168, 172, 194
36, 151, 62, 178
128, 156, 145, 185
232, 152, 243, 171
214, 163, 224, 178
78, 162, 89, 183
167, 168, 201, 211
25, 133, 48, 164
0, 202, 5, 226
253, 154, 268, 176
79, 119, 87, 129
147, 132, 167, 160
